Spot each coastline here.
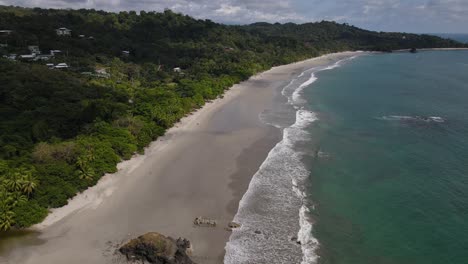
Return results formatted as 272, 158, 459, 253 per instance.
394, 47, 468, 52
0, 51, 362, 264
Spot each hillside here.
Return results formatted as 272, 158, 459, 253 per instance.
0, 5, 465, 231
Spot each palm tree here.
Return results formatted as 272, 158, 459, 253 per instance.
0, 192, 15, 231
0, 208, 15, 231
4, 172, 23, 192
78, 167, 95, 181
21, 174, 39, 197
76, 150, 95, 181
10, 192, 27, 207
75, 156, 87, 170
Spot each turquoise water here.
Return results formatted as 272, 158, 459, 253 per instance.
304, 51, 468, 264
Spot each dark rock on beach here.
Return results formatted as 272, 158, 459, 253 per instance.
290, 236, 301, 245
119, 232, 195, 264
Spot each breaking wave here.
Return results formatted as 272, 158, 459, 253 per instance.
380, 115, 445, 123
225, 55, 358, 264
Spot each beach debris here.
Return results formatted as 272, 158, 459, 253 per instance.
290, 236, 301, 245
119, 232, 195, 264
193, 216, 217, 227
225, 222, 241, 231
291, 236, 301, 245
254, 230, 262, 235
228, 222, 241, 229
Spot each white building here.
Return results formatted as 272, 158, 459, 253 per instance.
0, 30, 13, 35
95, 68, 110, 78
55, 63, 69, 69
28, 45, 41, 54
56, 27, 72, 36
50, 50, 62, 56
19, 54, 36, 60
35, 54, 53, 61
7, 54, 16, 60
3, 54, 16, 60
173, 67, 182, 73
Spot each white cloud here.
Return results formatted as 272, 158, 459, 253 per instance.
0, 0, 467, 32
215, 4, 242, 16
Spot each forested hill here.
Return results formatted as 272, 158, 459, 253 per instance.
0, 6, 465, 232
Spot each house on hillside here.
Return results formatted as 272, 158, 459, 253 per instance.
19, 54, 36, 61
122, 50, 130, 56
95, 67, 110, 78
50, 50, 62, 56
56, 27, 72, 36
55, 63, 69, 69
173, 67, 182, 73
0, 30, 13, 35
28, 45, 41, 54
35, 54, 53, 61
46, 63, 55, 69
3, 54, 16, 60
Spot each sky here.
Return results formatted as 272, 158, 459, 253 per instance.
0, 0, 467, 33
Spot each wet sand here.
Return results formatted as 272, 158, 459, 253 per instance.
0, 52, 360, 264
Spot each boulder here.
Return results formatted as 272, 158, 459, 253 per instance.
119, 232, 195, 264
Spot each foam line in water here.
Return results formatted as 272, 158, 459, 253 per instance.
292, 73, 317, 105
379, 115, 445, 123
226, 56, 358, 264
224, 109, 319, 264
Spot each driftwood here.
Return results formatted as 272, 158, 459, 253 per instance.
193, 216, 217, 227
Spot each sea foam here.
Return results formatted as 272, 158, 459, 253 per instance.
224, 108, 318, 264
225, 56, 357, 264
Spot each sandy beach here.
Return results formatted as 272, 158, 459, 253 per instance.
0, 51, 360, 264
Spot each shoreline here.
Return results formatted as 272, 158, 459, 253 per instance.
0, 51, 362, 264
394, 47, 468, 52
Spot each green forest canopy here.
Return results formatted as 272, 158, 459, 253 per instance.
0, 5, 466, 231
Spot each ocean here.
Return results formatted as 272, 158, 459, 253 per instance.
225, 50, 468, 264
433, 33, 468, 44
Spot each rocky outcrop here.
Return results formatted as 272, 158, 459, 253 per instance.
119, 232, 195, 264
